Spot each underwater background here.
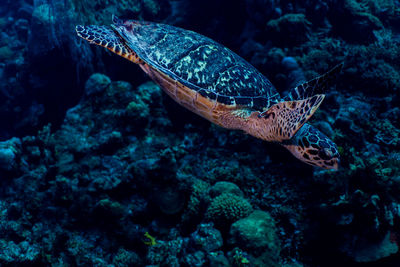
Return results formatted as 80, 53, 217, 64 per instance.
0, 0, 400, 266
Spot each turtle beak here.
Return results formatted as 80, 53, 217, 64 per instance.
327, 158, 339, 170
333, 158, 339, 170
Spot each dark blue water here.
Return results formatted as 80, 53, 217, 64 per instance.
0, 0, 399, 266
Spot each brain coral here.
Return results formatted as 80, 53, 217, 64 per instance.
206, 193, 253, 227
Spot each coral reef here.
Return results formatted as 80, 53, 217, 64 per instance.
206, 193, 253, 228
229, 210, 281, 266
0, 0, 399, 266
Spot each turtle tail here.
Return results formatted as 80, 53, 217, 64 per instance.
75, 24, 142, 64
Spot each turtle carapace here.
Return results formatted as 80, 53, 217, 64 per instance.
76, 16, 340, 169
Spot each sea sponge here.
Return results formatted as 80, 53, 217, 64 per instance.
205, 193, 253, 227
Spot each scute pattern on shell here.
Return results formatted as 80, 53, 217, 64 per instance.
113, 19, 281, 110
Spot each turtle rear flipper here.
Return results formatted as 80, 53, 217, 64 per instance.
284, 64, 343, 101
75, 25, 142, 64
255, 94, 325, 142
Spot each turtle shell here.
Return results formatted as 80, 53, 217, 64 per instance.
112, 18, 281, 111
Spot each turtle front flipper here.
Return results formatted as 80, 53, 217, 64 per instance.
284, 64, 343, 101
75, 25, 142, 64
238, 94, 325, 142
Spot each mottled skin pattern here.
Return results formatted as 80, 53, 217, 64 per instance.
282, 124, 340, 169
76, 16, 340, 169
279, 64, 342, 169
75, 25, 143, 64
110, 16, 281, 110
219, 95, 324, 142
139, 60, 324, 143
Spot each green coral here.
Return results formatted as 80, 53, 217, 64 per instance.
344, 0, 383, 28
0, 137, 21, 172
126, 99, 149, 120
84, 73, 111, 95
373, 119, 400, 146
360, 60, 400, 94
71, 0, 141, 25
0, 46, 15, 61
146, 239, 182, 266
113, 248, 141, 267
142, 0, 162, 16
0, 240, 40, 263
266, 14, 311, 45
229, 210, 281, 267
182, 179, 210, 223
95, 198, 125, 218
206, 193, 253, 226
209, 181, 244, 198
126, 82, 163, 123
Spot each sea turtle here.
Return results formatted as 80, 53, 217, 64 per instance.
76, 16, 341, 169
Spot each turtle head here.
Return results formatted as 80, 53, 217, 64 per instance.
281, 124, 339, 169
